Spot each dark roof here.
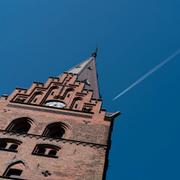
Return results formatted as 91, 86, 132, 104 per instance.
67, 55, 100, 99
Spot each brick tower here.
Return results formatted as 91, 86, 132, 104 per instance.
0, 52, 120, 180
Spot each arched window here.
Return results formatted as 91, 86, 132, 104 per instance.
70, 97, 82, 110
3, 161, 25, 179
0, 138, 22, 152
6, 117, 33, 134
32, 144, 60, 158
42, 122, 68, 139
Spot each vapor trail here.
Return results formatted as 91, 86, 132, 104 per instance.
113, 49, 180, 100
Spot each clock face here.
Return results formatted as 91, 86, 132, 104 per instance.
45, 101, 66, 108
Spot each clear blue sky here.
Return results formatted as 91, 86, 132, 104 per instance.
0, 1, 180, 179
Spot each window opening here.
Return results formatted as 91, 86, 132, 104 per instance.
42, 122, 68, 139
0, 139, 21, 152
6, 168, 22, 177
32, 144, 60, 158
0, 141, 7, 149
48, 149, 57, 156
6, 117, 33, 134
9, 144, 18, 151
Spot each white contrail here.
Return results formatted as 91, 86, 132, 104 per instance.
113, 49, 180, 100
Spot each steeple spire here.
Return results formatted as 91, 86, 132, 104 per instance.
67, 52, 100, 99
91, 48, 98, 58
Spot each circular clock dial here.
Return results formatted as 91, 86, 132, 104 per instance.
45, 101, 66, 108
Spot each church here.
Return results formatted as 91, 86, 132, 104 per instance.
0, 51, 120, 180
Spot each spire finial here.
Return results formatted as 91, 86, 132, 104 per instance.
91, 47, 98, 58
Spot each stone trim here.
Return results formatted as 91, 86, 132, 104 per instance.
0, 176, 26, 180
7, 103, 93, 119
0, 130, 107, 149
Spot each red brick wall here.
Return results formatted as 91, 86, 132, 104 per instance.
0, 73, 111, 180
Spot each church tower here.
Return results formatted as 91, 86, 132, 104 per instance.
0, 52, 120, 180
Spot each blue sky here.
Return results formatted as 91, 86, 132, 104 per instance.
0, 1, 180, 179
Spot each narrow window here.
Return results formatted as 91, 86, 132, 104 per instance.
28, 91, 43, 104
61, 88, 74, 100
70, 97, 82, 110
33, 98, 37, 102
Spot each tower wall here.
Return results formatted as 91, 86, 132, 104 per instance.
0, 69, 114, 180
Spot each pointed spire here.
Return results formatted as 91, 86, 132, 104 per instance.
91, 47, 98, 58
66, 51, 100, 99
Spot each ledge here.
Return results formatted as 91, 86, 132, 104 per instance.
0, 130, 107, 149
0, 176, 26, 180
0, 148, 17, 153
7, 103, 93, 119
32, 153, 58, 159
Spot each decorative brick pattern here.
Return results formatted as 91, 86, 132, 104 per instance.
0, 54, 119, 180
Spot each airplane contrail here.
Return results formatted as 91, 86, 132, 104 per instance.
113, 49, 180, 101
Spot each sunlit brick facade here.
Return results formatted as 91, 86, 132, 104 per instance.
0, 52, 119, 180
